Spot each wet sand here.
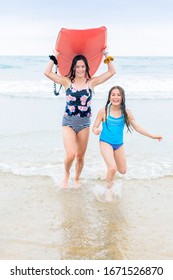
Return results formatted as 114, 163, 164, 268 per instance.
0, 172, 172, 260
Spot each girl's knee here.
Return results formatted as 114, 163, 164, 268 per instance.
108, 165, 117, 174
118, 167, 127, 174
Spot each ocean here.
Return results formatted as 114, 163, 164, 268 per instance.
0, 56, 173, 260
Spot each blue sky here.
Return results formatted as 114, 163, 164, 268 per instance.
0, 0, 173, 55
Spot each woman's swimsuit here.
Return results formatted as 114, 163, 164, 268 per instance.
62, 83, 93, 133
100, 105, 125, 150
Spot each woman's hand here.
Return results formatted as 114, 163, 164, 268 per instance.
103, 46, 109, 56
53, 49, 60, 58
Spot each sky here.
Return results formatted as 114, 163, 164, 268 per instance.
0, 0, 173, 56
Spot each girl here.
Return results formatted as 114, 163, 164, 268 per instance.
44, 50, 115, 188
92, 86, 163, 193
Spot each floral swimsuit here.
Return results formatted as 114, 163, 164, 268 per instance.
64, 83, 93, 118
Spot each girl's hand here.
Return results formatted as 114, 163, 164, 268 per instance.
153, 135, 163, 141
92, 127, 101, 135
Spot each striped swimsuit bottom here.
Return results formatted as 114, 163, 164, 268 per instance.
62, 115, 91, 133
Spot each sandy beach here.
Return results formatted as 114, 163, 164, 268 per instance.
0, 172, 173, 260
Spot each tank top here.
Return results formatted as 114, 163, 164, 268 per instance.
100, 105, 125, 145
64, 83, 93, 118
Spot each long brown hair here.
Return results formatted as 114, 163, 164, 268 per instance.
105, 86, 132, 132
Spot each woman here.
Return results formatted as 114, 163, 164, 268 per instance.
92, 86, 163, 191
44, 50, 115, 188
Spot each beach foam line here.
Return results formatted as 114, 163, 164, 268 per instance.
1, 79, 173, 100
0, 160, 173, 181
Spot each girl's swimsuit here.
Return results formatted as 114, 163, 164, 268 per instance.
62, 83, 93, 133
100, 105, 125, 150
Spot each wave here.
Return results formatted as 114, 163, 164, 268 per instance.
0, 73, 173, 100
0, 157, 173, 182
0, 64, 17, 69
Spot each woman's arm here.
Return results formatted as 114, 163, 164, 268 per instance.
90, 51, 116, 89
128, 111, 163, 141
44, 50, 70, 88
92, 108, 105, 135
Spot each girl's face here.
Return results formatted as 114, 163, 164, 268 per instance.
74, 60, 86, 77
110, 88, 122, 106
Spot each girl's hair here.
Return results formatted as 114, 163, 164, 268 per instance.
105, 86, 132, 132
67, 55, 91, 82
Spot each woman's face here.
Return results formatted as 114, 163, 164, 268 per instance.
74, 60, 86, 77
110, 88, 122, 106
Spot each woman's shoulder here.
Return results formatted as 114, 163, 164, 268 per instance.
88, 77, 96, 90
63, 77, 71, 90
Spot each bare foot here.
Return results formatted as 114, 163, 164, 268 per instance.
73, 180, 81, 189
106, 182, 113, 189
112, 180, 122, 198
105, 189, 113, 202
59, 179, 68, 189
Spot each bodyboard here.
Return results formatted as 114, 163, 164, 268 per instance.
55, 26, 107, 76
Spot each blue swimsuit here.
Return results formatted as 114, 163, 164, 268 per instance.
100, 105, 125, 150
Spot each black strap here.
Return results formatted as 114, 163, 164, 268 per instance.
48, 55, 61, 96
53, 65, 62, 96
49, 55, 58, 65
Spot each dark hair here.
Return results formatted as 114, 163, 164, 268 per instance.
67, 55, 91, 82
105, 86, 132, 132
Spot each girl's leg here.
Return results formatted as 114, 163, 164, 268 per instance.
74, 127, 90, 183
100, 142, 117, 189
61, 126, 77, 187
113, 145, 127, 174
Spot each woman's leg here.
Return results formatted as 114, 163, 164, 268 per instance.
74, 127, 90, 183
61, 126, 77, 187
100, 142, 117, 188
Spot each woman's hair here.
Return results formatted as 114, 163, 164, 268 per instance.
105, 86, 132, 132
67, 55, 91, 81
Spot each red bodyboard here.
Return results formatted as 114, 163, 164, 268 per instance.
55, 26, 107, 76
